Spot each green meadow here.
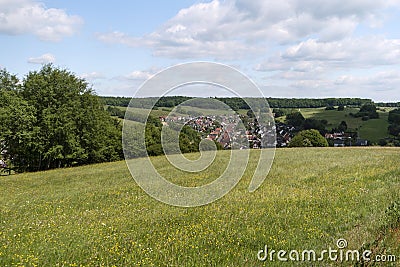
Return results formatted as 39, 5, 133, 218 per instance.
278, 107, 391, 143
1, 148, 400, 266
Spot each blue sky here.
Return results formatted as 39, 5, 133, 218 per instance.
1, 0, 400, 101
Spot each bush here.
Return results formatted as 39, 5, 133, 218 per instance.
354, 104, 379, 119
378, 139, 388, 146
362, 116, 369, 121
289, 129, 329, 147
273, 108, 285, 118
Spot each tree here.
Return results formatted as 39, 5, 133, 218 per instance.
246, 109, 255, 118
13, 64, 122, 171
0, 69, 36, 170
285, 111, 305, 127
273, 108, 285, 118
289, 129, 328, 147
354, 104, 379, 119
338, 121, 348, 132
388, 109, 400, 124
302, 118, 327, 133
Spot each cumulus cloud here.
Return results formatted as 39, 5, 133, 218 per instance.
282, 37, 400, 66
96, 0, 400, 59
255, 36, 400, 84
0, 0, 83, 41
94, 0, 400, 100
27, 53, 55, 64
284, 70, 400, 101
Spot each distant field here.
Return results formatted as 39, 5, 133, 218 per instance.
299, 107, 362, 129
358, 112, 390, 143
1, 148, 399, 266
298, 107, 390, 143
116, 106, 173, 118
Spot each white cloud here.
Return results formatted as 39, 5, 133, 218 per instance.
80, 72, 105, 80
254, 35, 400, 102
0, 0, 83, 41
96, 0, 400, 59
27, 53, 55, 64
282, 37, 400, 66
113, 69, 159, 81
124, 71, 153, 80
284, 70, 400, 101
94, 0, 400, 100
256, 36, 400, 77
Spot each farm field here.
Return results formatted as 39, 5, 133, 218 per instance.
1, 148, 400, 266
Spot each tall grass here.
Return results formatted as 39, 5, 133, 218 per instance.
0, 148, 399, 266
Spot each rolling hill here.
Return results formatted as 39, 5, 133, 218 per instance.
1, 148, 400, 266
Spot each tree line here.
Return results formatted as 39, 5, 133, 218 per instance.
101, 96, 377, 110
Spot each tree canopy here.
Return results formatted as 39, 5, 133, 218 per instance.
289, 129, 329, 147
0, 65, 123, 171
285, 111, 305, 127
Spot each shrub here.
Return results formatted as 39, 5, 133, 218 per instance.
289, 129, 329, 147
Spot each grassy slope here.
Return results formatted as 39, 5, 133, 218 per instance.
299, 107, 390, 143
120, 106, 238, 117
1, 148, 400, 266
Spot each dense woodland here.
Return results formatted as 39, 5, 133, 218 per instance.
101, 96, 377, 109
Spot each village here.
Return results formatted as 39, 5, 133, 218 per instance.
160, 114, 268, 149
159, 114, 370, 148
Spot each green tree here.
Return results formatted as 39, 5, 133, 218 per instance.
388, 109, 400, 124
302, 118, 327, 133
354, 104, 379, 119
16, 64, 122, 170
285, 111, 305, 127
273, 108, 285, 118
337, 105, 345, 111
0, 69, 36, 170
289, 129, 328, 147
338, 121, 348, 132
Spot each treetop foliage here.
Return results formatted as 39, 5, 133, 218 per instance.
289, 129, 329, 147
0, 65, 122, 171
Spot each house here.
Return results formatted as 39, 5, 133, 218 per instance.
334, 140, 345, 147
207, 131, 219, 140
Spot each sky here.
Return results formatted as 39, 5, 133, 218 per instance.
1, 0, 400, 102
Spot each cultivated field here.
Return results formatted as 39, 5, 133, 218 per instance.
1, 148, 399, 266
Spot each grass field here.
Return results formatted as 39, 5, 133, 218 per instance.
120, 106, 240, 117
1, 148, 400, 266
296, 107, 390, 143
